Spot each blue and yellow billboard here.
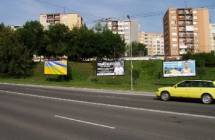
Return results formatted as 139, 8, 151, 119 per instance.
44, 61, 67, 75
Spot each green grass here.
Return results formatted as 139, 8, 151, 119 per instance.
0, 60, 215, 92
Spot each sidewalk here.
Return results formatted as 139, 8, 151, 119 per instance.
0, 82, 154, 96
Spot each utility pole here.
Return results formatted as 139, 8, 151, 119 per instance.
127, 15, 133, 91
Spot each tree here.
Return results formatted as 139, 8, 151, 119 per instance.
16, 21, 46, 56
97, 30, 126, 59
0, 24, 33, 77
66, 26, 96, 61
67, 27, 126, 61
127, 42, 147, 57
45, 24, 70, 58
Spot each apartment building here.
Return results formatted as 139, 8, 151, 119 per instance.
139, 32, 164, 56
163, 8, 211, 59
106, 19, 139, 44
210, 24, 215, 51
10, 25, 22, 30
40, 13, 83, 30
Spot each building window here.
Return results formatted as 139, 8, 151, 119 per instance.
172, 38, 177, 41
193, 16, 198, 20
170, 11, 176, 14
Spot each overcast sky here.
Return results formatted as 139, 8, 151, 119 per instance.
0, 0, 214, 32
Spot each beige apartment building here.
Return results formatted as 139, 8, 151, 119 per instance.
139, 32, 164, 56
163, 8, 211, 59
106, 19, 139, 44
40, 13, 83, 30
210, 24, 215, 51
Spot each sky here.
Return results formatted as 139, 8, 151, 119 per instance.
0, 0, 215, 32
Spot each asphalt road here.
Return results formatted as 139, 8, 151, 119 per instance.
0, 84, 215, 140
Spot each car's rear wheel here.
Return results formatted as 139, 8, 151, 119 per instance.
202, 94, 213, 104
160, 91, 170, 101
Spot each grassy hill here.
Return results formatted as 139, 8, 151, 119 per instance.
0, 60, 215, 92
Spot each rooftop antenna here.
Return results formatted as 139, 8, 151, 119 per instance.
184, 0, 188, 8
63, 7, 66, 13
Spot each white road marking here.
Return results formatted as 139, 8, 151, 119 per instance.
0, 89, 215, 120
54, 115, 115, 129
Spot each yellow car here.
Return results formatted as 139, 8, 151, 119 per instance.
156, 80, 215, 104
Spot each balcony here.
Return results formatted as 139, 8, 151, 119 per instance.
179, 49, 187, 55
179, 44, 188, 49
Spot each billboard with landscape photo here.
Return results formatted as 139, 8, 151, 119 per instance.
44, 61, 67, 75
163, 60, 196, 77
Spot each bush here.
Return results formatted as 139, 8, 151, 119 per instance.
182, 52, 215, 67
132, 69, 140, 84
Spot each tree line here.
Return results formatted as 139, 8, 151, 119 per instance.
0, 21, 126, 77
0, 21, 147, 77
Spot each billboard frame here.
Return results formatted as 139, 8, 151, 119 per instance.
162, 60, 196, 78
96, 59, 125, 76
44, 60, 68, 75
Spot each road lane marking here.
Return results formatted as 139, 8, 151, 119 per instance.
54, 115, 115, 129
0, 89, 215, 120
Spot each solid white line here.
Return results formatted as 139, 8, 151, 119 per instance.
0, 89, 215, 120
54, 115, 115, 129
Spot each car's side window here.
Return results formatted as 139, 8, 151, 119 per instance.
201, 82, 214, 88
177, 81, 191, 87
190, 81, 199, 87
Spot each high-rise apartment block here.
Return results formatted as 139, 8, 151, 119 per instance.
210, 24, 215, 51
106, 20, 139, 44
139, 32, 164, 56
40, 13, 83, 30
163, 8, 211, 59
10, 25, 22, 30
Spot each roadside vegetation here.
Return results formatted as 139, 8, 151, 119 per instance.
0, 21, 214, 92
0, 60, 215, 92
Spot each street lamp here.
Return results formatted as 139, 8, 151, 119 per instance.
127, 15, 133, 91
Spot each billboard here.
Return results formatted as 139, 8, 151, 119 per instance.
163, 60, 196, 77
97, 60, 124, 76
44, 61, 67, 75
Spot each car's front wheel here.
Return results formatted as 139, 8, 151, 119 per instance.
160, 91, 170, 101
202, 94, 213, 104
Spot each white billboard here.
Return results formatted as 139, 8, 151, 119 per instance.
96, 60, 125, 76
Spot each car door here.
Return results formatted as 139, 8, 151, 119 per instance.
186, 81, 202, 98
172, 81, 190, 97
189, 81, 213, 98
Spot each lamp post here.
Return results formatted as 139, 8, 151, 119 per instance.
127, 15, 133, 91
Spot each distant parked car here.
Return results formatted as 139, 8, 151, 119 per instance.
156, 80, 215, 104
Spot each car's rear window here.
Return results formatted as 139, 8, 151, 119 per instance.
201, 82, 215, 87
195, 81, 215, 88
